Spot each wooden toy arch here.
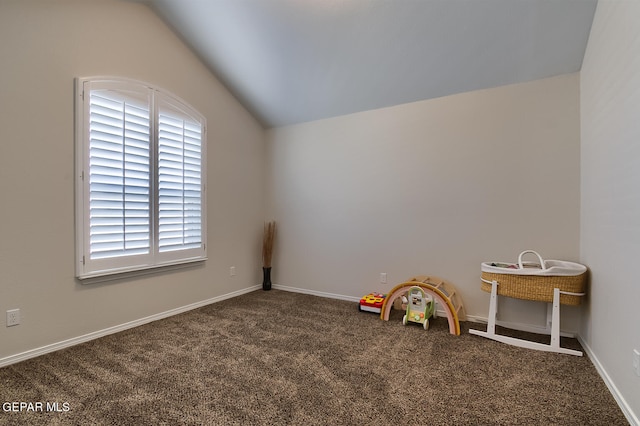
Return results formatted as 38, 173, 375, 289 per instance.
380, 276, 466, 335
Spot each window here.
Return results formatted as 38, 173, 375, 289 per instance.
75, 77, 206, 279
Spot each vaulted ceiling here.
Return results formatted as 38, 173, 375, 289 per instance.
144, 0, 597, 128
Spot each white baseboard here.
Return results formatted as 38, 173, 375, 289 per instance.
577, 335, 639, 426
0, 285, 261, 368
272, 283, 361, 303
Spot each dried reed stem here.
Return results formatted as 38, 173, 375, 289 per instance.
262, 221, 276, 268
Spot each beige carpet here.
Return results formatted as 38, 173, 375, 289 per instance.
0, 290, 628, 425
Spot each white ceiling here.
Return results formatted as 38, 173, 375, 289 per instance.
145, 0, 597, 128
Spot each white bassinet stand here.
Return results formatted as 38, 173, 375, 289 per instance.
469, 251, 586, 356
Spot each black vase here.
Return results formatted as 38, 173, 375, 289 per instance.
262, 267, 272, 291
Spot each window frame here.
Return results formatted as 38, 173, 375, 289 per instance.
75, 77, 207, 280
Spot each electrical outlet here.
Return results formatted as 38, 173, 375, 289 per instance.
633, 349, 640, 376
230, 266, 236, 276
6, 309, 20, 327
380, 273, 387, 284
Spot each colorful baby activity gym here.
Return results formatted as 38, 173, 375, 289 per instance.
360, 275, 467, 336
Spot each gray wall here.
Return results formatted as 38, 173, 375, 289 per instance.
580, 0, 640, 422
0, 0, 266, 360
266, 73, 581, 330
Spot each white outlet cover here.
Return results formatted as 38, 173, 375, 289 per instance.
6, 309, 20, 327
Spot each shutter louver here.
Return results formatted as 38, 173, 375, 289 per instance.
89, 91, 151, 260
158, 108, 202, 253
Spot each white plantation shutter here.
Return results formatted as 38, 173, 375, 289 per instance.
158, 103, 203, 253
89, 90, 151, 259
76, 78, 206, 279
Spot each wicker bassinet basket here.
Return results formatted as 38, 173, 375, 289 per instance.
480, 251, 587, 306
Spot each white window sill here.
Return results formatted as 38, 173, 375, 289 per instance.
77, 258, 207, 285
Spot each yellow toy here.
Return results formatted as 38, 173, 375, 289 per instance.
358, 292, 386, 313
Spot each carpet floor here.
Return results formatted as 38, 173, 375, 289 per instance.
0, 290, 629, 425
